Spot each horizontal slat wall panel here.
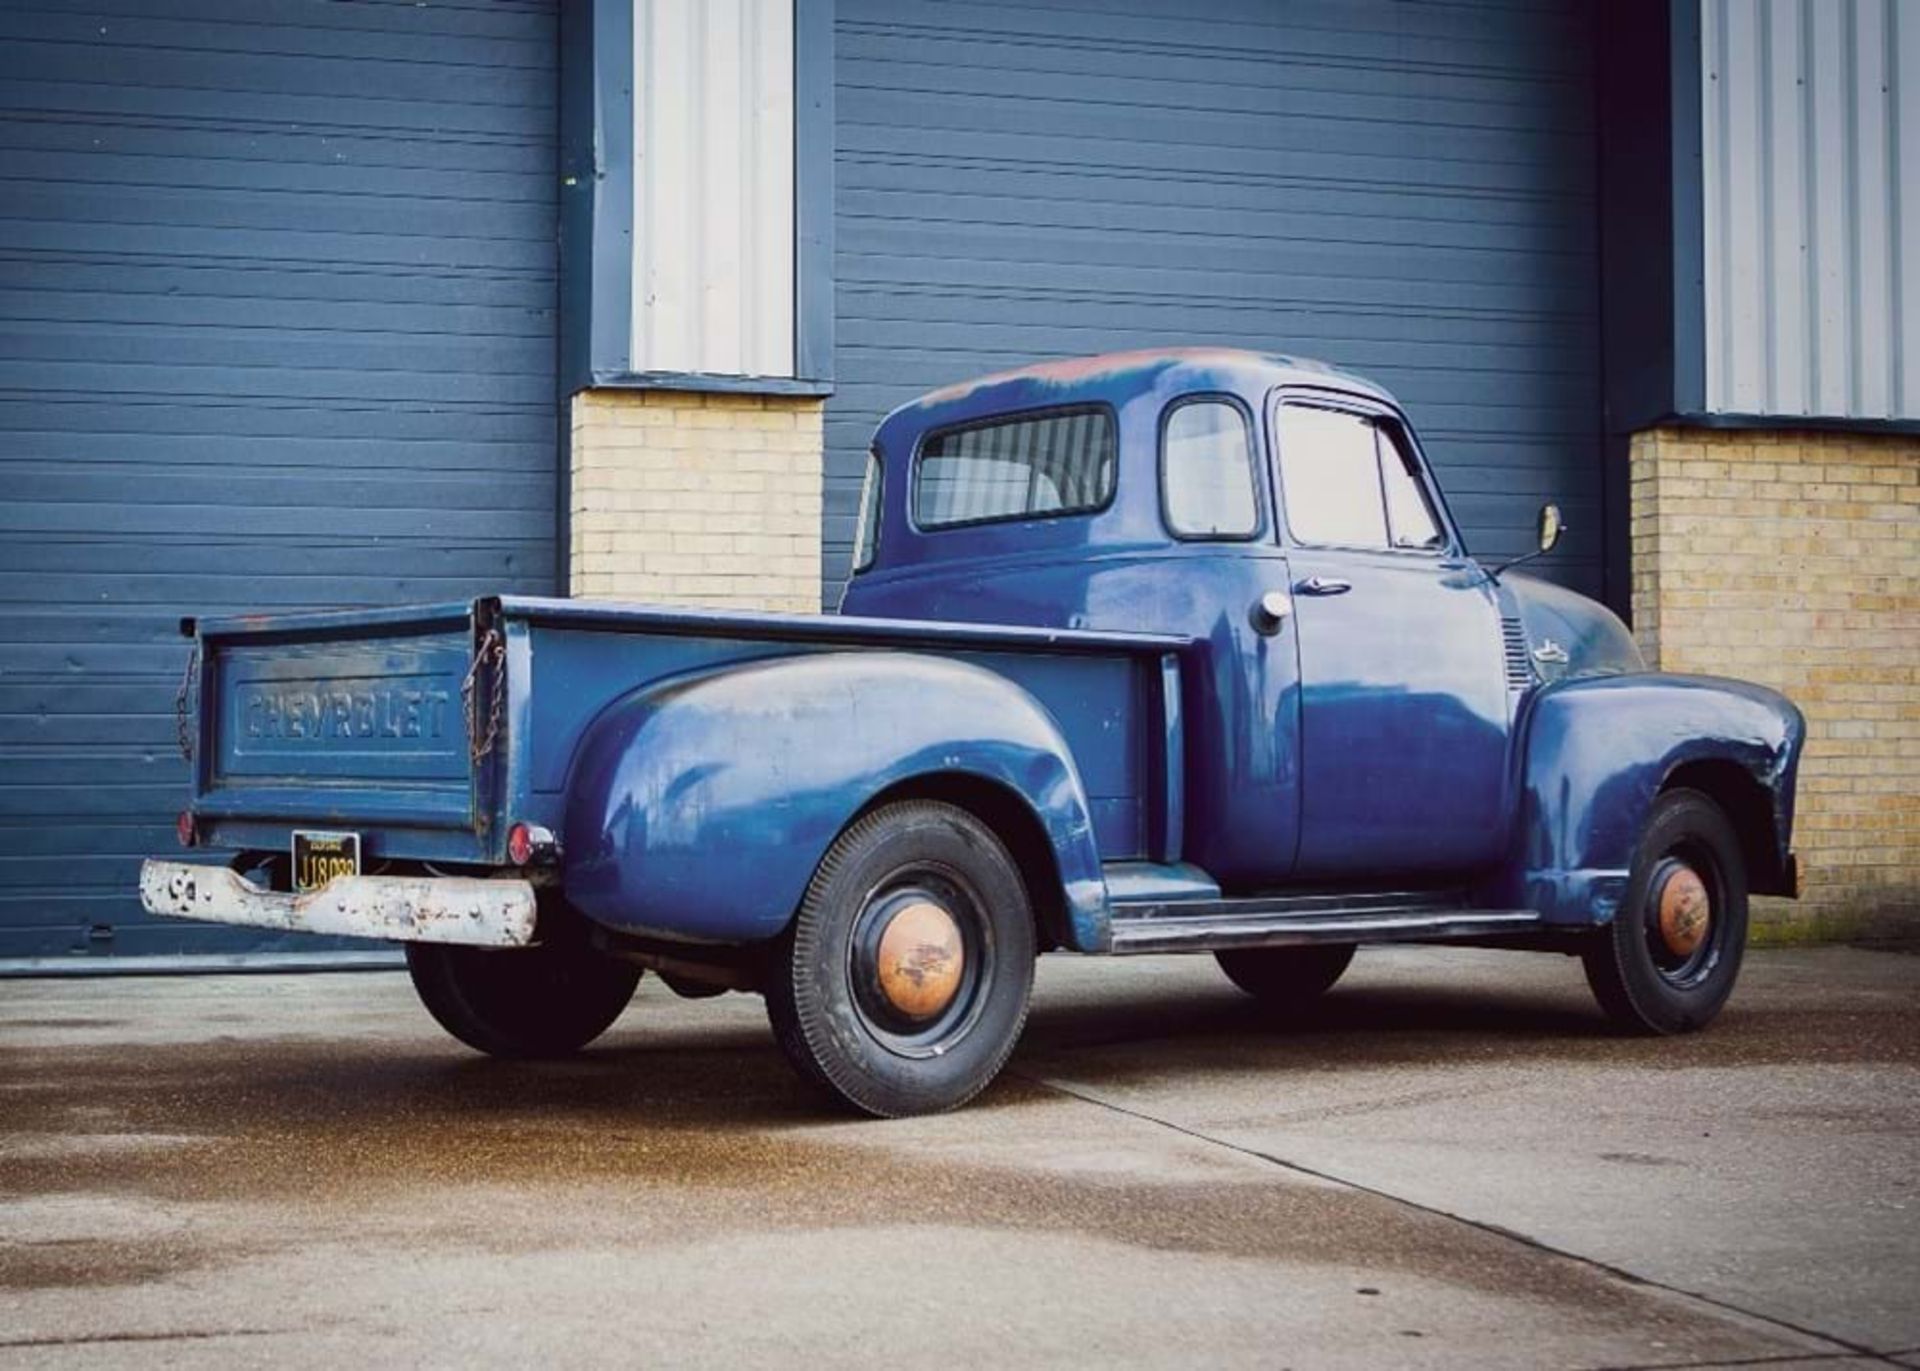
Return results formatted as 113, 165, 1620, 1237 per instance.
826, 0, 1603, 604
0, 0, 559, 962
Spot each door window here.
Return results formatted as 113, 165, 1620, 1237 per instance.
1276, 404, 1444, 553
1275, 406, 1388, 547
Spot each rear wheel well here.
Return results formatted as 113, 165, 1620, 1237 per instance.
851, 775, 1069, 951
1661, 760, 1786, 895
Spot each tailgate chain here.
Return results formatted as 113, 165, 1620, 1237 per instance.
462, 627, 507, 764
174, 642, 200, 761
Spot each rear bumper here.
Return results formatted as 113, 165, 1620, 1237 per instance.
138, 860, 538, 948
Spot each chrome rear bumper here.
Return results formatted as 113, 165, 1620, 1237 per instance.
139, 860, 538, 948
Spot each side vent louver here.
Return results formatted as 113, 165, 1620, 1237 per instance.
1502, 617, 1533, 691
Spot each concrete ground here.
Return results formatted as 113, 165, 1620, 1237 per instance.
1, 945, 1916, 1369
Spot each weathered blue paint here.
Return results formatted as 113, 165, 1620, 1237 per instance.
162, 349, 1805, 963
562, 653, 1108, 947
185, 592, 1179, 950
1501, 571, 1644, 685
1498, 673, 1805, 923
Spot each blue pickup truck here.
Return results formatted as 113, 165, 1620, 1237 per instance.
142, 349, 1805, 1117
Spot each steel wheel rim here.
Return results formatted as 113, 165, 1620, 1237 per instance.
846, 868, 993, 1059
1643, 847, 1725, 989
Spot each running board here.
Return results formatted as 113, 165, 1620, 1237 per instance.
1105, 890, 1542, 955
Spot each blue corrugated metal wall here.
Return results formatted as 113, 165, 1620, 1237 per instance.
825, 0, 1603, 605
0, 1, 560, 962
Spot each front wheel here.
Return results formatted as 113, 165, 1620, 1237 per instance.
407, 938, 641, 1059
1582, 788, 1748, 1035
766, 800, 1036, 1118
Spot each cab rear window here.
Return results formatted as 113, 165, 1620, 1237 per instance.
914, 407, 1116, 530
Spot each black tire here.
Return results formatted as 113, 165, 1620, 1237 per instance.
1215, 944, 1355, 1006
406, 938, 641, 1059
1582, 788, 1748, 1035
766, 800, 1036, 1118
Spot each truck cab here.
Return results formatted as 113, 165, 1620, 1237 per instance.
141, 349, 1806, 1118
843, 349, 1540, 890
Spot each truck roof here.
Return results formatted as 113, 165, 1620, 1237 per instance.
874, 347, 1394, 450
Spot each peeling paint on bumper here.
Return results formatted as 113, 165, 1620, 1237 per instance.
139, 861, 538, 948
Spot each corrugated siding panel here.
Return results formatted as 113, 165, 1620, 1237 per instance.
825, 0, 1604, 605
0, 0, 560, 961
631, 0, 795, 376
1702, 0, 1918, 419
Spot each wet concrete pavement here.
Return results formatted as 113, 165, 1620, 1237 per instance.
1, 945, 1916, 1368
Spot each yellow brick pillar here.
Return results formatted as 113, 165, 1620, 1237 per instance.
1629, 427, 1920, 940
568, 389, 824, 613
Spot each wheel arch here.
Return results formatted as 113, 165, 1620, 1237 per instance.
560, 650, 1108, 948
849, 773, 1073, 952
1659, 759, 1794, 896
1511, 672, 1805, 923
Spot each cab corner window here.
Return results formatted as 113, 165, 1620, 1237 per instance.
1276, 404, 1443, 553
914, 408, 1115, 530
1162, 399, 1258, 539
852, 448, 882, 572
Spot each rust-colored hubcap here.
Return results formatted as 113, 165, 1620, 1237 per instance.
1656, 864, 1712, 958
875, 900, 965, 1020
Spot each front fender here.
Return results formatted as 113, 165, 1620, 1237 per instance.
1509, 673, 1804, 924
561, 651, 1108, 946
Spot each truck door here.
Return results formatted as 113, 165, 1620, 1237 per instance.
1269, 396, 1509, 879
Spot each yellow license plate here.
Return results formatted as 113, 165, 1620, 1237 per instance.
292, 830, 361, 892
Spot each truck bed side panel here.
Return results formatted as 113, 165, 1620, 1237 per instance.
522, 626, 1151, 860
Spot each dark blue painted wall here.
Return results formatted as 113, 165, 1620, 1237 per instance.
823, 0, 1604, 607
0, 0, 560, 961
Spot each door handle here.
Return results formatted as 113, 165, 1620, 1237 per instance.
1296, 576, 1352, 596
1248, 590, 1292, 636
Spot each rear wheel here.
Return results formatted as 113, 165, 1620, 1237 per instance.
1582, 788, 1747, 1035
406, 937, 641, 1059
766, 800, 1035, 1117
1215, 943, 1355, 1007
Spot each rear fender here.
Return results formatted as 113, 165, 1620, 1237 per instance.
1508, 673, 1805, 924
561, 652, 1108, 946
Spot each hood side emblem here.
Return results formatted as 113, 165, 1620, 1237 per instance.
1532, 637, 1570, 666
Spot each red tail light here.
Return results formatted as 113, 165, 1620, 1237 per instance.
176, 810, 197, 848
506, 822, 557, 866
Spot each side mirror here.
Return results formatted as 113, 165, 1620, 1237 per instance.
1490, 502, 1567, 581
1537, 502, 1563, 555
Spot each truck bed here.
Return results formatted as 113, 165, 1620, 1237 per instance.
184, 596, 1192, 873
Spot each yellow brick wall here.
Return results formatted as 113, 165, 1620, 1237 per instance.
569, 389, 824, 613
1629, 426, 1919, 939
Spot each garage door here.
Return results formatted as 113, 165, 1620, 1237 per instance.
0, 1, 559, 963
826, 0, 1601, 606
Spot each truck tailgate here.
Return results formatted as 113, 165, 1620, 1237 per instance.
187, 603, 487, 854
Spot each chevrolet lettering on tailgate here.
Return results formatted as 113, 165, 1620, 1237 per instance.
241, 686, 450, 742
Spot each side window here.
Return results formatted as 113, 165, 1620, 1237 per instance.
851, 448, 882, 572
1276, 404, 1446, 553
1275, 405, 1388, 548
1162, 399, 1258, 538
914, 408, 1115, 529
1377, 426, 1442, 550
